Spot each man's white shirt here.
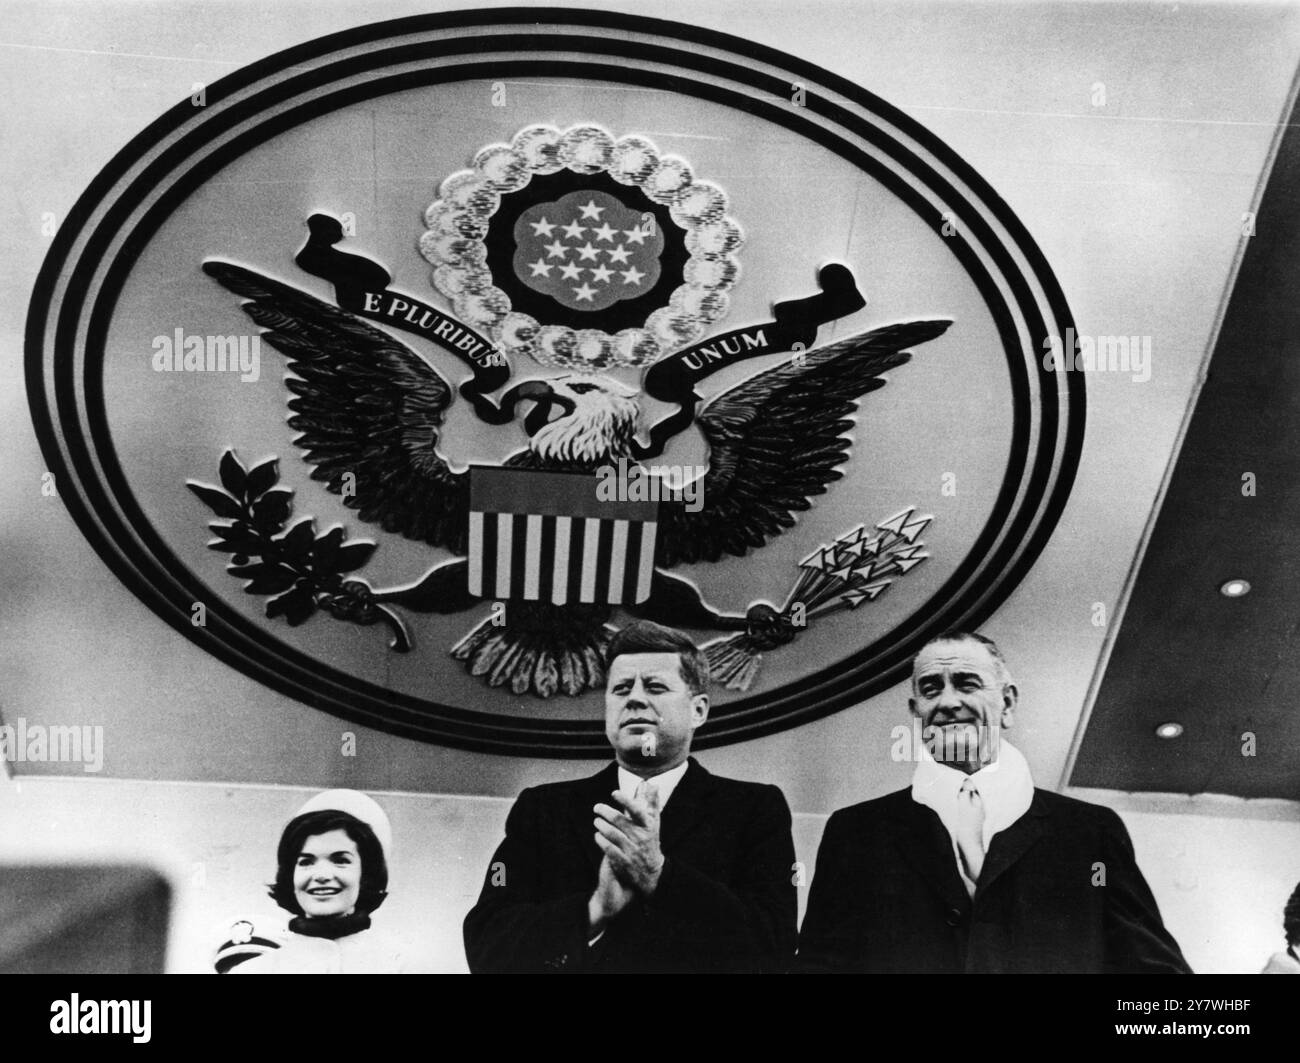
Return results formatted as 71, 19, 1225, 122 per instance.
910, 739, 1034, 896
618, 758, 689, 809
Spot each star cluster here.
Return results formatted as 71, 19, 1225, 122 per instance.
515, 191, 663, 311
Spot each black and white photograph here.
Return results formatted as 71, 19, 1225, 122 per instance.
1, 0, 1296, 1042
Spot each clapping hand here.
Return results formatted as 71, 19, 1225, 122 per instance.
588, 848, 635, 936
593, 783, 665, 897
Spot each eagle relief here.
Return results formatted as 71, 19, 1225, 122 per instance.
28, 13, 1080, 751
191, 124, 950, 699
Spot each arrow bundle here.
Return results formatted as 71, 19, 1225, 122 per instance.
704, 508, 931, 692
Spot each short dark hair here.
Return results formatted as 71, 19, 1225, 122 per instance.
914, 629, 1011, 684
605, 620, 709, 696
268, 809, 389, 915
1285, 881, 1300, 947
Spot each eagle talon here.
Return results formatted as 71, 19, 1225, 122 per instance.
744, 603, 798, 650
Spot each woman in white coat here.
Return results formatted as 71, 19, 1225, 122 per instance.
223, 789, 408, 973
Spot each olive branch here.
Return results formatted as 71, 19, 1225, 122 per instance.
187, 450, 412, 651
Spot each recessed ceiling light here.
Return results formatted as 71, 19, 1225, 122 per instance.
1155, 722, 1184, 740
1219, 579, 1251, 598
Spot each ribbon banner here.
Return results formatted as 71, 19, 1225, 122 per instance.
633, 263, 866, 456
294, 213, 866, 445
351, 288, 514, 423
640, 263, 866, 405
294, 213, 513, 423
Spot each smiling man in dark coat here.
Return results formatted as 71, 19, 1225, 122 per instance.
797, 630, 1190, 974
464, 619, 797, 973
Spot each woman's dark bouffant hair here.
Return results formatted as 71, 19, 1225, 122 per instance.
1284, 881, 1300, 948
268, 809, 388, 916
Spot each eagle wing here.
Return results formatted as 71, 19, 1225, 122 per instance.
654, 320, 951, 568
203, 261, 470, 554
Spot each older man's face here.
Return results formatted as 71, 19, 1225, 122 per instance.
605, 652, 707, 774
908, 638, 1016, 773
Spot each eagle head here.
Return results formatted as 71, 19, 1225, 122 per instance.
525, 374, 639, 466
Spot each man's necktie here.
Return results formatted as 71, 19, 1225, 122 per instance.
634, 779, 661, 819
953, 778, 986, 889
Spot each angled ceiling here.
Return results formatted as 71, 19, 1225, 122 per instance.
1071, 76, 1300, 801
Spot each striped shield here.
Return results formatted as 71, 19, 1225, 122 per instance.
467, 466, 659, 605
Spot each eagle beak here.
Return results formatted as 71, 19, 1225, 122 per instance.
501, 379, 576, 436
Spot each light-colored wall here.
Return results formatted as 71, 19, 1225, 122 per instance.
3, 774, 1296, 974
1115, 806, 1300, 975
